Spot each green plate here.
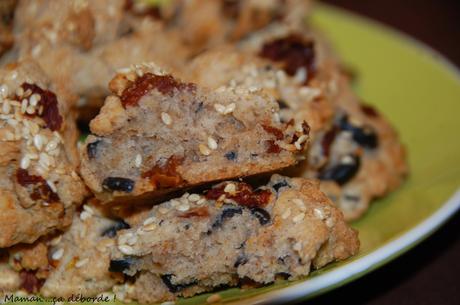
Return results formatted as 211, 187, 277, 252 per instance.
175, 4, 460, 305
7, 3, 460, 305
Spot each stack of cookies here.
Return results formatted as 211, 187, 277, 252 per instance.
0, 1, 406, 304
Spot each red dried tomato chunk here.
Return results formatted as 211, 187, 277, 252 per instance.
21, 83, 63, 131
16, 169, 60, 203
259, 34, 316, 83
20, 270, 45, 294
142, 156, 184, 189
121, 73, 196, 107
262, 124, 284, 140
205, 182, 271, 208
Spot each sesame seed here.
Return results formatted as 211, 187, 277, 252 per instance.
50, 235, 62, 246
46, 180, 57, 193
224, 103, 236, 114
127, 235, 138, 246
292, 213, 305, 223
293, 199, 306, 212
0, 84, 9, 98
159, 207, 169, 214
214, 103, 226, 114
20, 155, 30, 169
161, 112, 172, 125
326, 218, 335, 228
207, 137, 218, 150
26, 105, 36, 115
281, 208, 291, 220
224, 183, 236, 193
294, 67, 307, 84
2, 101, 11, 114
207, 294, 221, 304
80, 211, 92, 221
199, 144, 211, 156
170, 199, 180, 207
177, 203, 190, 212
21, 99, 28, 113
83, 205, 95, 215
29, 94, 40, 106
293, 241, 302, 251
51, 248, 64, 260
143, 216, 156, 226
341, 155, 355, 165
196, 198, 206, 205
118, 245, 135, 255
45, 140, 58, 152
294, 135, 308, 150
75, 258, 89, 268
134, 154, 142, 167
188, 194, 201, 202
161, 302, 176, 305
143, 223, 157, 232
15, 87, 24, 97
33, 134, 43, 150
313, 208, 325, 220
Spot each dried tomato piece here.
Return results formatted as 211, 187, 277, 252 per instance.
360, 104, 379, 117
21, 83, 63, 131
265, 140, 281, 154
16, 169, 59, 203
259, 34, 316, 83
142, 156, 184, 189
20, 270, 45, 294
205, 182, 271, 208
262, 124, 284, 140
121, 73, 196, 107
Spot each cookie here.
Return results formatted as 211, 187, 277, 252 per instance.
0, 59, 88, 247
41, 205, 124, 298
80, 63, 309, 204
109, 174, 359, 303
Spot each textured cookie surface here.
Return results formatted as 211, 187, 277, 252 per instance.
80, 63, 309, 204
109, 175, 359, 303
0, 60, 88, 247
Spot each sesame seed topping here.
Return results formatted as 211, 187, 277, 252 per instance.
0, 84, 9, 98
127, 235, 138, 246
160, 302, 176, 305
33, 134, 43, 150
214, 103, 226, 114
293, 241, 302, 251
50, 235, 62, 246
134, 154, 142, 167
341, 155, 355, 165
292, 213, 305, 223
207, 137, 218, 150
20, 156, 30, 169
161, 112, 172, 125
143, 223, 157, 232
224, 103, 236, 114
293, 199, 306, 212
199, 144, 211, 156
281, 208, 291, 220
197, 198, 206, 205
313, 208, 325, 220
143, 216, 156, 226
188, 194, 201, 202
75, 258, 89, 268
224, 183, 236, 193
159, 207, 169, 214
118, 245, 135, 255
326, 218, 335, 228
177, 203, 190, 212
51, 248, 64, 260
80, 211, 92, 221
294, 135, 308, 150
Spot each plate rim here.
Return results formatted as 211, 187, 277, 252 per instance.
226, 4, 460, 305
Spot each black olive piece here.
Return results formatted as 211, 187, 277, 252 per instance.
234, 255, 248, 268
160, 274, 196, 293
102, 177, 135, 193
224, 151, 237, 161
272, 180, 289, 192
275, 272, 291, 280
101, 219, 131, 238
86, 140, 101, 159
250, 207, 271, 225
211, 207, 243, 229
318, 155, 361, 185
276, 99, 289, 109
337, 116, 378, 149
109, 257, 135, 273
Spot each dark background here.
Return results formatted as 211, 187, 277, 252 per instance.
298, 1, 460, 305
